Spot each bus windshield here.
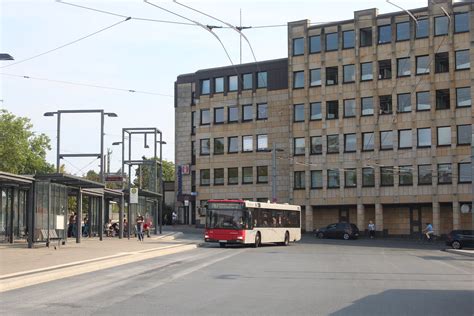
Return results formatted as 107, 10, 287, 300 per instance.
205, 209, 250, 230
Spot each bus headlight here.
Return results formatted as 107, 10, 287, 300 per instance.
237, 236, 243, 240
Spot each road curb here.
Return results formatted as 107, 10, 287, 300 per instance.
444, 248, 474, 257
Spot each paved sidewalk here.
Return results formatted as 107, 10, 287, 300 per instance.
445, 248, 474, 257
0, 232, 197, 277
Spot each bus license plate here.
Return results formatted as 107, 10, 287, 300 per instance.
219, 240, 227, 242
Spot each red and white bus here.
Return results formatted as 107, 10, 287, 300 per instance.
204, 199, 301, 247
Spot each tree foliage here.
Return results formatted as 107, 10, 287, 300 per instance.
0, 109, 54, 174
132, 158, 175, 191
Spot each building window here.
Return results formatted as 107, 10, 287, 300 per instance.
379, 95, 392, 114
397, 57, 411, 77
191, 111, 196, 135
201, 79, 210, 95
310, 102, 322, 120
396, 22, 410, 41
214, 168, 224, 185
228, 136, 238, 153
360, 27, 372, 47
456, 87, 471, 107
378, 59, 392, 79
438, 163, 452, 184
294, 137, 305, 155
344, 99, 356, 117
200, 109, 210, 125
435, 52, 449, 73
309, 35, 321, 53
294, 104, 305, 122
214, 77, 224, 93
242, 135, 253, 152
397, 93, 411, 112
457, 125, 472, 145
418, 165, 432, 185
362, 132, 374, 151
326, 32, 338, 51
257, 103, 268, 120
454, 12, 469, 33
416, 19, 429, 38
416, 55, 430, 74
242, 104, 253, 121
191, 141, 196, 165
437, 126, 451, 146
200, 169, 210, 186
345, 169, 357, 187
311, 136, 322, 155
436, 89, 450, 110
362, 168, 375, 187
399, 129, 412, 149
343, 30, 355, 49
257, 134, 268, 151
399, 166, 413, 185
214, 138, 224, 154
200, 138, 210, 155
242, 167, 253, 184
294, 171, 305, 189
381, 166, 394, 186
360, 62, 373, 81
257, 71, 267, 88
328, 169, 340, 188
455, 50, 470, 70
228, 167, 238, 185
343, 64, 355, 83
326, 67, 338, 85
378, 25, 392, 44
459, 163, 472, 183
327, 135, 339, 154
242, 73, 252, 90
228, 106, 239, 123
257, 166, 268, 183
435, 16, 449, 36
228, 75, 238, 91
327, 100, 338, 119
311, 170, 323, 188
293, 71, 304, 88
380, 131, 393, 150
416, 91, 430, 111
214, 107, 224, 124
417, 128, 431, 148
361, 97, 374, 116
293, 37, 304, 56
310, 68, 321, 86
344, 133, 356, 152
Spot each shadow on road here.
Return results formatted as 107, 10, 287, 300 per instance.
330, 289, 474, 316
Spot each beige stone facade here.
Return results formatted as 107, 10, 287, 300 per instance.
175, 0, 473, 235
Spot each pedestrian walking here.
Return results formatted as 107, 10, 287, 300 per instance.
172, 211, 177, 226
368, 221, 375, 239
136, 215, 144, 241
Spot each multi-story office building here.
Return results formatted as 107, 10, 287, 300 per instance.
175, 0, 473, 236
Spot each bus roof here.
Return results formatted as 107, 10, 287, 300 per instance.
206, 199, 300, 211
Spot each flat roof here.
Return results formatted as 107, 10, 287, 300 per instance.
0, 172, 34, 186
35, 173, 105, 189
123, 188, 162, 198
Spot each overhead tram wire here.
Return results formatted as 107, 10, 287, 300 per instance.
0, 17, 131, 69
144, 0, 240, 79
0, 73, 173, 97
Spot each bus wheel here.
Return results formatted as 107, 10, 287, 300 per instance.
283, 232, 290, 246
219, 242, 226, 248
254, 233, 261, 248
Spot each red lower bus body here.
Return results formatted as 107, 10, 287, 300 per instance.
204, 229, 246, 244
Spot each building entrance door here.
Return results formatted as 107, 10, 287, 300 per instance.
339, 208, 349, 222
410, 207, 422, 236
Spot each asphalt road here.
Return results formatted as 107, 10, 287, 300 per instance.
1, 236, 473, 316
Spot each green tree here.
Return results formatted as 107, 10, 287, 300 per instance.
133, 158, 175, 190
162, 159, 175, 181
0, 109, 54, 174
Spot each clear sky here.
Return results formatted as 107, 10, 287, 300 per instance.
1, 0, 427, 175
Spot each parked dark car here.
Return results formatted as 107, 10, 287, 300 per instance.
314, 223, 360, 240
446, 230, 474, 249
